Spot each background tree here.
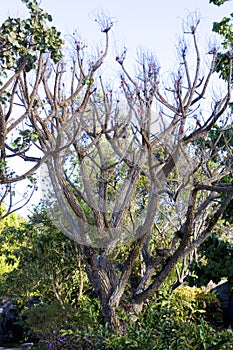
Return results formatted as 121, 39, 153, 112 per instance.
184, 2, 233, 290
0, 205, 26, 278
0, 0, 63, 218
0, 208, 85, 306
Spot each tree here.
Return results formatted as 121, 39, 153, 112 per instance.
0, 204, 26, 230
0, 206, 26, 278
1, 1, 232, 329
0, 0, 63, 218
0, 208, 85, 306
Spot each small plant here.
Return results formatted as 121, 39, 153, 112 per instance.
20, 301, 75, 348
172, 286, 223, 327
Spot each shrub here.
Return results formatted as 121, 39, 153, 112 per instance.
17, 287, 233, 349
19, 297, 103, 349
43, 288, 233, 350
172, 286, 223, 327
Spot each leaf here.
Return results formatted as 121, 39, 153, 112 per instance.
210, 0, 231, 6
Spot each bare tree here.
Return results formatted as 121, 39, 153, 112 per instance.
1, 4, 232, 329
37, 14, 232, 328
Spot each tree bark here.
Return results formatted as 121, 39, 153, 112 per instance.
84, 249, 120, 329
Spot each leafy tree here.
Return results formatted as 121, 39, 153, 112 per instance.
0, 0, 232, 330
0, 0, 63, 217
212, 0, 233, 81
0, 208, 86, 306
0, 205, 26, 277
210, 3, 233, 226
207, 126, 233, 225
0, 204, 26, 230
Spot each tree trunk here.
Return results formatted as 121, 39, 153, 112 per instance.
102, 303, 121, 330
84, 249, 121, 329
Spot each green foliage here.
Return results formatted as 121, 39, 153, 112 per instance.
0, 205, 26, 229
215, 52, 233, 81
36, 287, 232, 349
173, 286, 222, 327
1, 207, 232, 348
12, 129, 39, 151
220, 175, 233, 225
213, 14, 233, 48
19, 301, 77, 346
195, 124, 232, 162
0, 0, 63, 73
211, 0, 233, 82
20, 297, 103, 349
0, 208, 86, 305
0, 207, 26, 278
188, 234, 233, 288
210, 0, 231, 5
206, 125, 233, 225
212, 7, 233, 81
99, 289, 231, 349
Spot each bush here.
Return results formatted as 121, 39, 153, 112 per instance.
18, 301, 75, 348
19, 297, 103, 349
31, 288, 233, 350
172, 286, 223, 327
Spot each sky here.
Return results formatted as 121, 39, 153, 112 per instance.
1, 0, 233, 72
1, 0, 232, 217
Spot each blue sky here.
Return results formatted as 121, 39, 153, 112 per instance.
1, 0, 233, 72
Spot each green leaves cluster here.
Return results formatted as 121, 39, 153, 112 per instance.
0, 205, 26, 229
215, 51, 233, 81
210, 0, 231, 6
0, 208, 84, 305
188, 234, 233, 288
0, 0, 63, 72
213, 11, 233, 81
213, 14, 233, 48
212, 6, 233, 81
12, 129, 38, 151
220, 174, 233, 225
22, 297, 103, 347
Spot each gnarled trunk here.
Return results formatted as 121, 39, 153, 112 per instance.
84, 250, 121, 329
102, 303, 120, 330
